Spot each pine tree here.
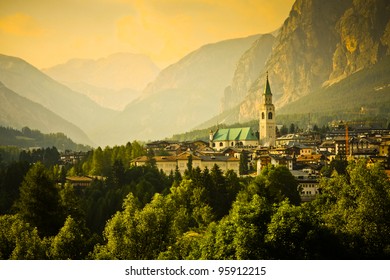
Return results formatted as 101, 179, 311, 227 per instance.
15, 162, 64, 237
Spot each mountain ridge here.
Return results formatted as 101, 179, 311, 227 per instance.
42, 52, 160, 110
0, 54, 115, 142
0, 81, 93, 145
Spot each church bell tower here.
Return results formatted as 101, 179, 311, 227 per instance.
259, 72, 276, 147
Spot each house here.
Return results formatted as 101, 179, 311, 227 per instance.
319, 140, 336, 154
276, 134, 306, 147
300, 145, 315, 156
290, 170, 320, 202
269, 154, 294, 170
66, 176, 93, 188
199, 155, 240, 174
334, 136, 347, 155
256, 153, 294, 175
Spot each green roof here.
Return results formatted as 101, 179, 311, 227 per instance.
212, 127, 258, 141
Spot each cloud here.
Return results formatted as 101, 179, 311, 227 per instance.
0, 13, 46, 37
115, 0, 294, 66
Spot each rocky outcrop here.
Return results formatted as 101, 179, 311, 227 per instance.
236, 0, 390, 123
329, 0, 390, 84
221, 34, 275, 111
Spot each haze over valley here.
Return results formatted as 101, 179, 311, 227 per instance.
0, 0, 389, 147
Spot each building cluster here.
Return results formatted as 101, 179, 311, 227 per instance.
62, 74, 390, 203
133, 74, 390, 202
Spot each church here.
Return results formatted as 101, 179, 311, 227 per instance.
209, 73, 276, 150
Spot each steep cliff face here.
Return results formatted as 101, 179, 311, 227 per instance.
221, 34, 275, 111
237, 0, 390, 123
329, 0, 390, 84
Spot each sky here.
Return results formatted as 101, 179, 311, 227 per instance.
0, 0, 295, 69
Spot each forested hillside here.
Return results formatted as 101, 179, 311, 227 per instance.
0, 126, 90, 159
0, 142, 389, 259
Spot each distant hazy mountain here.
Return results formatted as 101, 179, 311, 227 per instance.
212, 0, 390, 125
92, 35, 261, 145
54, 81, 140, 111
0, 54, 115, 142
42, 53, 160, 110
0, 82, 92, 145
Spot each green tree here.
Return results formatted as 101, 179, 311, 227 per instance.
131, 141, 145, 159
280, 125, 288, 135
0, 161, 30, 214
210, 164, 229, 219
185, 154, 193, 177
0, 214, 47, 259
257, 165, 301, 205
200, 194, 271, 259
93, 193, 176, 259
239, 152, 249, 175
49, 216, 91, 260
289, 123, 296, 134
265, 201, 340, 259
110, 160, 126, 187
15, 162, 64, 237
91, 147, 104, 175
158, 231, 202, 260
43, 147, 60, 167
174, 165, 182, 183
317, 160, 390, 258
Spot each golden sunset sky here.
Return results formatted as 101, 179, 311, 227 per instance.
0, 0, 294, 68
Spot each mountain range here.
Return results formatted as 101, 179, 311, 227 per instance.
0, 0, 389, 147
90, 34, 263, 145
42, 53, 160, 110
0, 82, 92, 145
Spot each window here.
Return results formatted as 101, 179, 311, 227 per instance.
262, 112, 265, 119
268, 112, 273, 119
219, 142, 223, 147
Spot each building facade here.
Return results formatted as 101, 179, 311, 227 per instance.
132, 152, 240, 175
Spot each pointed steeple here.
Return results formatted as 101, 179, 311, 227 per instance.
264, 71, 272, 96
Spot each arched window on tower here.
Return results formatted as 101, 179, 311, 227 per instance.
268, 112, 273, 120
262, 112, 265, 119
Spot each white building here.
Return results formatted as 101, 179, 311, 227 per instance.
132, 152, 240, 175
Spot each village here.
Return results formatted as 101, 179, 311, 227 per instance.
131, 75, 390, 202
61, 75, 390, 202
64, 75, 390, 203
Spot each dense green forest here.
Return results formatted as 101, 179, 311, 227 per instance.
0, 141, 389, 259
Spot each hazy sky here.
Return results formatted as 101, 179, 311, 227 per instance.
0, 0, 294, 69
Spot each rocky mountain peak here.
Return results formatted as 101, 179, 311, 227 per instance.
236, 0, 389, 123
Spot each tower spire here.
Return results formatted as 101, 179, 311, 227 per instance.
264, 71, 272, 95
